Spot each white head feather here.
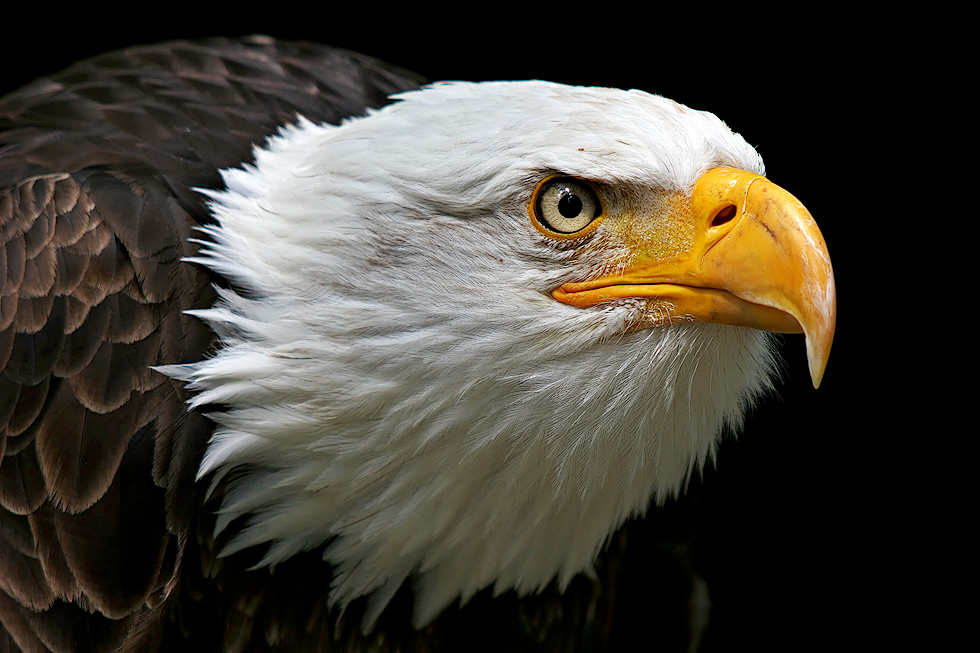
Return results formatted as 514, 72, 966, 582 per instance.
168, 81, 776, 627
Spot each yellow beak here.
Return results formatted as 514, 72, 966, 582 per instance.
552, 167, 836, 387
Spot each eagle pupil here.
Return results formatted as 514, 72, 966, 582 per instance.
558, 192, 583, 218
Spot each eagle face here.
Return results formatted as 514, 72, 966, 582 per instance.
170, 81, 835, 626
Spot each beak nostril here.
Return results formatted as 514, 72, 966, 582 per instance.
711, 204, 737, 227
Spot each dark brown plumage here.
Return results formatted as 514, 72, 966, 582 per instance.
0, 36, 419, 653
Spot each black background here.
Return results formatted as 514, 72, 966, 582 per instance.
1, 9, 933, 652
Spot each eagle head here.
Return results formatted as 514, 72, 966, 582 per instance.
167, 80, 835, 627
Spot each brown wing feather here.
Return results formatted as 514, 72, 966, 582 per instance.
0, 37, 424, 653
0, 170, 206, 652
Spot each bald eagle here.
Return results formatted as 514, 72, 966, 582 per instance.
0, 37, 834, 652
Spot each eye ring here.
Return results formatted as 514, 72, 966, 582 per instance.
530, 176, 603, 237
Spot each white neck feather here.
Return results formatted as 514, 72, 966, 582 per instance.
166, 82, 775, 627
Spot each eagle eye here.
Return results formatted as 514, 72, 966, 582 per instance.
531, 177, 602, 236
